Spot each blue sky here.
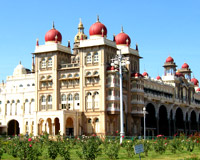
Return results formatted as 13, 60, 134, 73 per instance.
0, 0, 200, 81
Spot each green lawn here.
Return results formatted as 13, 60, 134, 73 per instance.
1, 146, 200, 160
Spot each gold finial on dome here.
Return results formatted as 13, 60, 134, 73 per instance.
97, 15, 99, 22
121, 26, 124, 33
78, 18, 84, 29
52, 21, 55, 29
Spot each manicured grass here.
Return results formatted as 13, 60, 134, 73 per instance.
1, 145, 200, 160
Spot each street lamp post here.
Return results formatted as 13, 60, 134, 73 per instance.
111, 50, 130, 144
143, 107, 146, 140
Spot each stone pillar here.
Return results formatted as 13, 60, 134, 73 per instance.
189, 121, 191, 135
52, 123, 55, 136
197, 122, 199, 132
168, 118, 171, 136
156, 117, 159, 135
184, 121, 187, 134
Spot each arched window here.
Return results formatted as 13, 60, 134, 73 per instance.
19, 84, 23, 87
75, 74, 79, 77
87, 92, 92, 109
68, 74, 72, 78
48, 95, 52, 102
74, 94, 80, 110
48, 58, 52, 68
95, 118, 100, 133
61, 94, 67, 109
41, 59, 46, 69
94, 71, 98, 76
75, 94, 79, 101
86, 72, 91, 76
87, 118, 92, 134
94, 92, 99, 108
41, 96, 46, 110
94, 52, 99, 63
31, 99, 35, 114
25, 99, 29, 114
86, 53, 92, 64
76, 56, 80, 63
68, 94, 73, 101
47, 95, 52, 109
7, 100, 10, 115
61, 94, 66, 102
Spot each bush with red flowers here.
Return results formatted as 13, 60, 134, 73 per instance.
153, 135, 168, 154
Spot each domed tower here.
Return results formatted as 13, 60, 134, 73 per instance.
163, 56, 177, 76
73, 19, 88, 55
178, 62, 192, 80
74, 19, 87, 44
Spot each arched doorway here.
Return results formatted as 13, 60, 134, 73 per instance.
8, 120, 20, 135
54, 118, 60, 135
175, 108, 184, 134
66, 117, 74, 136
191, 111, 197, 133
145, 103, 157, 136
159, 105, 169, 136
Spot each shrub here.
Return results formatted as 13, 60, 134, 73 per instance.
58, 140, 71, 160
153, 135, 167, 154
47, 140, 58, 160
103, 138, 120, 160
76, 136, 102, 160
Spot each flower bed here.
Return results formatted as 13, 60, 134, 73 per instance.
1, 133, 200, 160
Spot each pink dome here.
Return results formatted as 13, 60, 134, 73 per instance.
107, 66, 115, 71
115, 32, 131, 46
131, 73, 143, 78
191, 78, 199, 86
142, 72, 148, 77
196, 88, 200, 92
166, 56, 174, 63
89, 21, 107, 36
45, 27, 62, 42
156, 76, 161, 80
175, 72, 184, 78
182, 63, 189, 69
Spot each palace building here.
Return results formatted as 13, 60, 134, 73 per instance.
0, 17, 200, 137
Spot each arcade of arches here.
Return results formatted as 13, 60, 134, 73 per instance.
38, 117, 75, 136
142, 103, 200, 136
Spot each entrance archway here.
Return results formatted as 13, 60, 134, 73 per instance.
175, 108, 184, 133
159, 105, 169, 136
8, 120, 20, 135
145, 103, 157, 136
191, 111, 197, 132
54, 118, 60, 135
66, 117, 74, 136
